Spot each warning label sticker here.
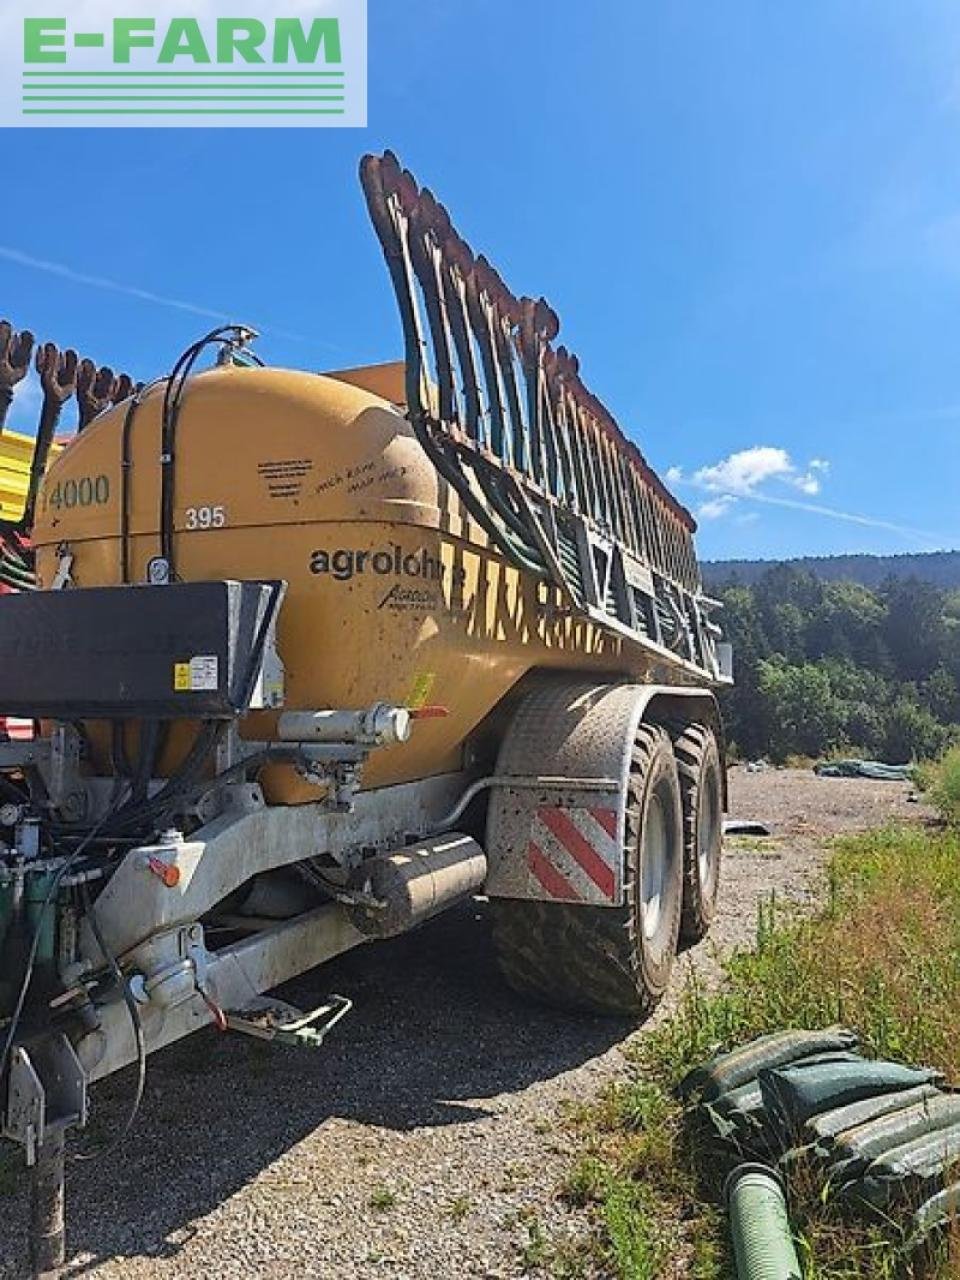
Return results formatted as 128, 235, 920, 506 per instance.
189, 656, 219, 691
407, 671, 436, 710
173, 656, 220, 692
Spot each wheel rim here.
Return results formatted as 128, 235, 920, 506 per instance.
641, 792, 669, 943
698, 768, 721, 894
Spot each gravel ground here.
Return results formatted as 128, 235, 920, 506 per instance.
0, 768, 929, 1279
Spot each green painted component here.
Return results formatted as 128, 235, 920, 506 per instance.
726, 1164, 802, 1280
24, 868, 59, 965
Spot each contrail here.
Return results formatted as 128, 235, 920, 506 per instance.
727, 488, 955, 549
0, 246, 234, 322
0, 245, 335, 349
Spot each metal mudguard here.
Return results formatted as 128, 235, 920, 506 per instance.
485, 680, 721, 906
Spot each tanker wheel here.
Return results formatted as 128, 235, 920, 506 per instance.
673, 723, 723, 945
490, 722, 684, 1018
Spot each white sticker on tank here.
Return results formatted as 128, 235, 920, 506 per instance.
189, 656, 219, 692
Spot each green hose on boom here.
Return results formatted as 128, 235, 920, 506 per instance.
725, 1164, 803, 1280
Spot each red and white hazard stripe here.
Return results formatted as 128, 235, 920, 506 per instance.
526, 806, 621, 903
0, 717, 32, 741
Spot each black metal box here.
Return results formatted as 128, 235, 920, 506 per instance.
0, 580, 283, 719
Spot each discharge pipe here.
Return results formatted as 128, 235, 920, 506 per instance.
725, 1164, 802, 1280
277, 704, 411, 748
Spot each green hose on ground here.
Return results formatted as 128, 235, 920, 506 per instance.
725, 1164, 803, 1280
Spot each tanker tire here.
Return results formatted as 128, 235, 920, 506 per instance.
673, 723, 723, 944
490, 723, 684, 1019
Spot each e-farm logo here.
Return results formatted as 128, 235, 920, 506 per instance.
3, 2, 366, 127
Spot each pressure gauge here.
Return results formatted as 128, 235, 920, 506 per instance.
147, 556, 171, 586
0, 803, 22, 828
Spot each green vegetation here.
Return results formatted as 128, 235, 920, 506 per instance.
368, 1185, 397, 1211
717, 566, 960, 762
447, 1193, 473, 1222
918, 745, 960, 828
554, 826, 960, 1278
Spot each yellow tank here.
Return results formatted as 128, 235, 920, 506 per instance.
31, 361, 684, 803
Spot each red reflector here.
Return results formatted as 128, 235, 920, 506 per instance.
147, 857, 181, 889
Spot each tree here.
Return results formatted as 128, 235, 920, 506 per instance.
712, 567, 958, 764
880, 578, 947, 683
883, 698, 949, 763
756, 658, 845, 762
922, 666, 960, 723
806, 580, 890, 672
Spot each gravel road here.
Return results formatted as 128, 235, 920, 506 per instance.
0, 768, 927, 1279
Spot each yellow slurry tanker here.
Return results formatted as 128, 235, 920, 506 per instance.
0, 152, 730, 1276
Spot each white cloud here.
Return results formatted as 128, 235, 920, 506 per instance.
669, 443, 954, 546
688, 444, 832, 505
793, 471, 821, 496
791, 457, 829, 496
664, 465, 684, 485
697, 494, 738, 521
693, 446, 793, 496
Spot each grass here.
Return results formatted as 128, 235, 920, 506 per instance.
368, 1185, 397, 1211
551, 825, 960, 1278
447, 1193, 472, 1222
725, 834, 785, 856
918, 745, 960, 827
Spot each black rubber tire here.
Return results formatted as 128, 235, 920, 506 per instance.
490, 723, 684, 1018
673, 723, 723, 944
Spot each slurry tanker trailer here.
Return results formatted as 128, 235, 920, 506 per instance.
0, 152, 731, 1277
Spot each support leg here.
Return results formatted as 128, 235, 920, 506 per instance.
29, 1129, 65, 1280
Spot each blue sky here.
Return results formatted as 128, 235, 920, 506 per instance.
3, 0, 960, 561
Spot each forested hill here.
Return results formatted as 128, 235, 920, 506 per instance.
703, 549, 960, 590
714, 564, 960, 763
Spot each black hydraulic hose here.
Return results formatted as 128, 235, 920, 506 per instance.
119, 396, 140, 584
51, 722, 220, 840
111, 722, 133, 782
131, 720, 160, 805
158, 326, 259, 578
108, 720, 222, 834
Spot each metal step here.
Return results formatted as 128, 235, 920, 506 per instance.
224, 994, 352, 1049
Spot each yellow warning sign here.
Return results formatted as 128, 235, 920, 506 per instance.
174, 663, 191, 692
407, 671, 436, 710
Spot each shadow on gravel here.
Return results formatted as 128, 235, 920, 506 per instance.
0, 899, 629, 1278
